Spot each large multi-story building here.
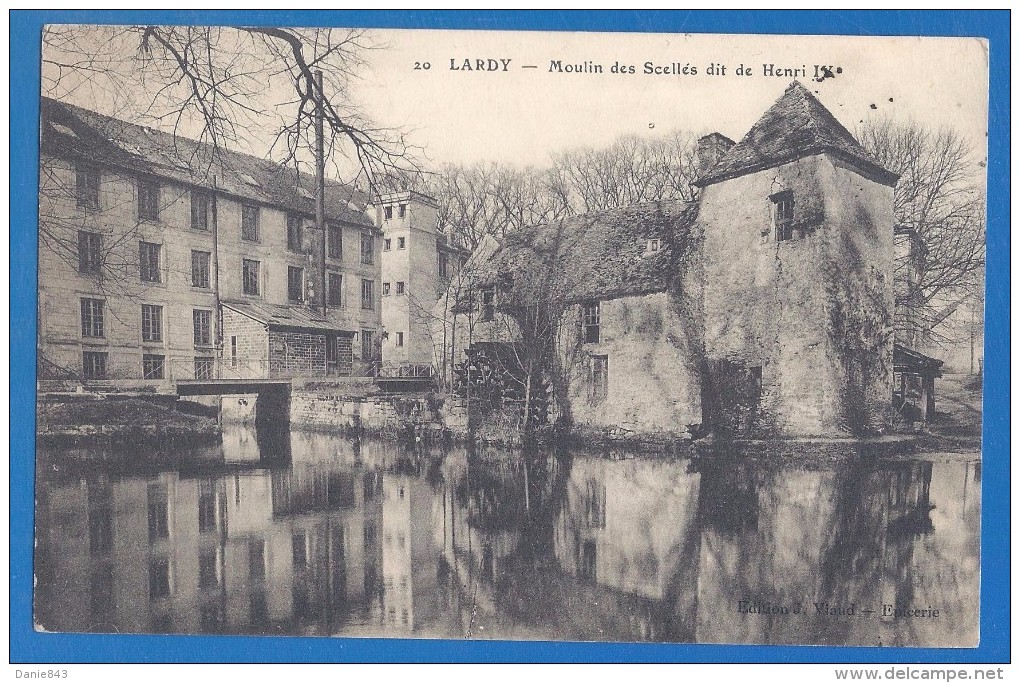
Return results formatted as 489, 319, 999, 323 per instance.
374, 191, 468, 374
37, 97, 384, 385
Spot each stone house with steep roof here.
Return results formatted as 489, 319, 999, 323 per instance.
439, 82, 936, 438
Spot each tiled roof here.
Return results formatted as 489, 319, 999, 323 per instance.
471, 200, 698, 303
40, 97, 374, 227
221, 299, 355, 333
697, 81, 898, 187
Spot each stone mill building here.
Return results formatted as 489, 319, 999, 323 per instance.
441, 82, 922, 438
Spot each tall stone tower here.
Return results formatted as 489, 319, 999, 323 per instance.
696, 82, 899, 436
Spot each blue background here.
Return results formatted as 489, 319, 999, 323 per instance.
10, 10, 1010, 664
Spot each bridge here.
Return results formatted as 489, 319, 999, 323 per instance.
173, 378, 292, 396
173, 378, 292, 430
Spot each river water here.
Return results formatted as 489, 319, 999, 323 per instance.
34, 424, 980, 647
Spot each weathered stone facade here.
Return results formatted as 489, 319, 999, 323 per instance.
376, 191, 468, 371
699, 153, 895, 435
37, 96, 382, 385
558, 292, 703, 437
439, 82, 902, 438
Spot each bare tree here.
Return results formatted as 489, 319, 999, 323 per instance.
428, 130, 700, 251
425, 162, 567, 251
548, 131, 699, 213
857, 118, 986, 345
42, 25, 421, 183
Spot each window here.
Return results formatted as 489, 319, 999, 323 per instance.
78, 230, 101, 275
143, 354, 165, 380
248, 539, 266, 580
590, 355, 609, 403
191, 250, 211, 288
397, 236, 406, 250
287, 213, 303, 252
773, 191, 795, 242
80, 298, 105, 338
288, 266, 304, 302
82, 351, 107, 380
580, 540, 597, 581
292, 533, 308, 568
149, 558, 171, 600
328, 224, 343, 259
241, 204, 260, 242
382, 282, 391, 296
147, 484, 170, 542
76, 164, 100, 210
584, 479, 607, 529
242, 259, 260, 296
648, 238, 661, 253
199, 548, 220, 588
193, 309, 212, 346
199, 603, 223, 633
396, 281, 405, 295
479, 287, 495, 321
384, 206, 393, 220
384, 238, 392, 251
361, 330, 374, 361
230, 336, 238, 368
194, 357, 214, 380
142, 304, 163, 343
90, 565, 114, 618
361, 279, 374, 310
439, 252, 449, 278
328, 273, 343, 307
198, 481, 218, 533
191, 190, 210, 231
582, 301, 601, 343
398, 204, 406, 218
139, 241, 162, 283
361, 231, 374, 264
395, 332, 404, 348
138, 178, 160, 221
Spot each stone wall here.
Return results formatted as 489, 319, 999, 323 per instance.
220, 307, 268, 379
699, 152, 894, 436
558, 291, 703, 437
289, 391, 435, 435
268, 329, 326, 378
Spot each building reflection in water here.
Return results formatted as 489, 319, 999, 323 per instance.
34, 426, 980, 646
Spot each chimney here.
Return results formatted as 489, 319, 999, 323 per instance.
697, 133, 736, 176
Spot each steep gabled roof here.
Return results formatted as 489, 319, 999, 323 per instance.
471, 200, 698, 304
40, 97, 374, 228
697, 81, 898, 187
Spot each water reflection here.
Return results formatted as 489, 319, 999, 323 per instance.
35, 427, 980, 646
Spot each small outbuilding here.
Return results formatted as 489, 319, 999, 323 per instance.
220, 300, 357, 379
893, 344, 944, 423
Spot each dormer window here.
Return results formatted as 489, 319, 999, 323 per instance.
772, 191, 795, 242
648, 238, 661, 253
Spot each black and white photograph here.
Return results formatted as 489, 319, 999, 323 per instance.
33, 25, 988, 648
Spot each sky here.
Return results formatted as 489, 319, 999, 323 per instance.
42, 27, 990, 179
351, 29, 989, 169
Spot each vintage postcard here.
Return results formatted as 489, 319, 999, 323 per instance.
31, 24, 988, 651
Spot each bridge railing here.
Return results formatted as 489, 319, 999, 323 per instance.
375, 363, 436, 379
165, 355, 270, 382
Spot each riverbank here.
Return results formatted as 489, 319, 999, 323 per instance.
35, 371, 982, 458
37, 394, 219, 446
